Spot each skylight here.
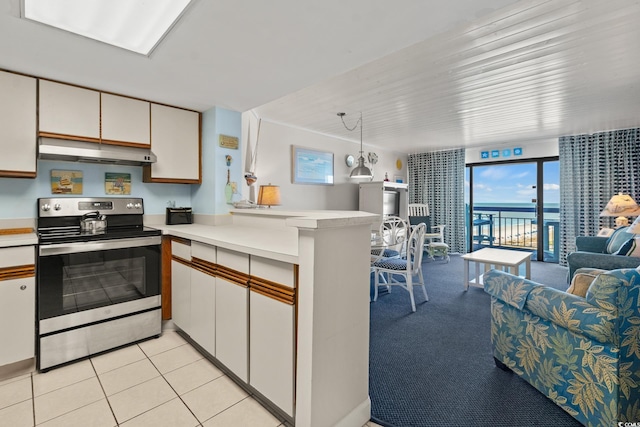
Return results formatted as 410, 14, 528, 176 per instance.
22, 0, 192, 55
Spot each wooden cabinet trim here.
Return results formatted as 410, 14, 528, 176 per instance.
161, 236, 172, 320
0, 170, 36, 178
38, 132, 101, 144
100, 139, 151, 149
0, 228, 34, 235
171, 256, 192, 268
142, 172, 201, 184
0, 265, 35, 281
191, 257, 216, 276
217, 265, 249, 288
249, 276, 296, 305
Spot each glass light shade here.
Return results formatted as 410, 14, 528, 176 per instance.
257, 184, 281, 207
350, 156, 373, 179
23, 0, 191, 55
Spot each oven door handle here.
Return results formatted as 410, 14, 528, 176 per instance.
39, 236, 162, 256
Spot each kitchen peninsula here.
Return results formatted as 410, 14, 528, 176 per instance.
151, 208, 378, 427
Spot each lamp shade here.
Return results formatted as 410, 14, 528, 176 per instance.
600, 193, 640, 217
257, 184, 281, 207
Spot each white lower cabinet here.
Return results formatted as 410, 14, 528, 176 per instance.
0, 245, 36, 367
0, 277, 35, 366
171, 242, 297, 417
250, 290, 295, 417
171, 260, 191, 334
215, 277, 248, 381
190, 268, 215, 356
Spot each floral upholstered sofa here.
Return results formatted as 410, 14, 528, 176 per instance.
483, 268, 640, 427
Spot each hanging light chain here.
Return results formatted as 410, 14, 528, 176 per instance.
338, 112, 362, 132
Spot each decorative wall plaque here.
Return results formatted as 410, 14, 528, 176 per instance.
219, 134, 239, 149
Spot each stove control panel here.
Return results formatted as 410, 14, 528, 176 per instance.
38, 197, 144, 217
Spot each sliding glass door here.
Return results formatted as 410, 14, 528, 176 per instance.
466, 157, 559, 262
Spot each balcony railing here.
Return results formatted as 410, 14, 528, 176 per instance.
469, 204, 560, 262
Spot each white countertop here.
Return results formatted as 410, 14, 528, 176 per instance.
0, 233, 38, 248
151, 223, 300, 264
152, 210, 378, 264
230, 208, 379, 229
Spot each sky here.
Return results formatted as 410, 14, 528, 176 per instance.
466, 161, 560, 205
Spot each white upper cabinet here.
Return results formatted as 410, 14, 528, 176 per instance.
0, 71, 36, 177
101, 93, 150, 146
39, 79, 100, 141
145, 103, 201, 183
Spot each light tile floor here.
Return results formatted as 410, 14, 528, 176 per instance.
0, 331, 382, 427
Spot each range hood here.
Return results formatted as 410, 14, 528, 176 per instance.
39, 138, 157, 166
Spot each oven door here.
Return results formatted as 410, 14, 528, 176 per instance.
38, 236, 161, 324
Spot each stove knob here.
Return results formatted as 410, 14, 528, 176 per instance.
126, 203, 134, 209
134, 203, 142, 209
41, 204, 51, 212
54, 203, 62, 211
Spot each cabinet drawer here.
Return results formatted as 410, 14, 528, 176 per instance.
191, 242, 216, 264
250, 256, 296, 288
171, 240, 191, 261
217, 248, 249, 274
0, 246, 34, 269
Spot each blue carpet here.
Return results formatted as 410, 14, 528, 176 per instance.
369, 254, 583, 427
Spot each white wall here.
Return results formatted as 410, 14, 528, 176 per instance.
242, 113, 407, 211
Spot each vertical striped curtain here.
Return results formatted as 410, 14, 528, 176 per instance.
408, 148, 466, 253
559, 128, 640, 265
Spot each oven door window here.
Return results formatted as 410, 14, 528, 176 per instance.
39, 245, 160, 320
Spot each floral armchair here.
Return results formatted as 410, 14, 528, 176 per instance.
483, 268, 640, 427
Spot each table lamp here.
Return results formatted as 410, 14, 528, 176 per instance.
257, 184, 281, 208
600, 193, 640, 227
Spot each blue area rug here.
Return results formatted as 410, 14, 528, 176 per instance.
369, 254, 582, 427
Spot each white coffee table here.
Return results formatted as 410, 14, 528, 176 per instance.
461, 248, 532, 291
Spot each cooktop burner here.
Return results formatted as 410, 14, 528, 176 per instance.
38, 226, 161, 245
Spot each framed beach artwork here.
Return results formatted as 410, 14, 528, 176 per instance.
291, 146, 334, 185
105, 172, 131, 195
51, 170, 83, 194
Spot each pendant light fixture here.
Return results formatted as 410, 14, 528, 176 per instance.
338, 112, 373, 179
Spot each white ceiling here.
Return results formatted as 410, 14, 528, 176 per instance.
2, 0, 639, 154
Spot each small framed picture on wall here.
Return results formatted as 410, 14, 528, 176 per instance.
105, 172, 131, 195
51, 170, 83, 194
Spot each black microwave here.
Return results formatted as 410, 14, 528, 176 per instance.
166, 207, 193, 225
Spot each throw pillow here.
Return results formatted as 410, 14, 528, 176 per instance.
605, 226, 633, 254
567, 269, 605, 298
585, 271, 621, 309
614, 237, 640, 257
